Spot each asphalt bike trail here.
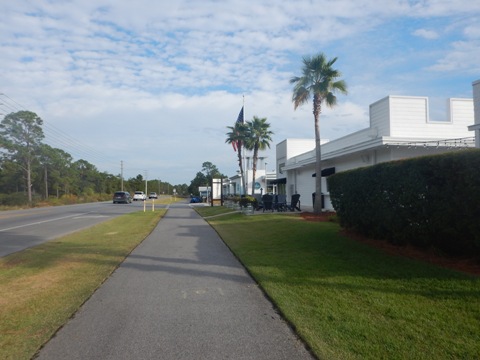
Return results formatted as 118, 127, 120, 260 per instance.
36, 202, 314, 359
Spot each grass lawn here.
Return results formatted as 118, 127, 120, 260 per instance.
195, 208, 480, 360
191, 204, 239, 217
0, 210, 165, 360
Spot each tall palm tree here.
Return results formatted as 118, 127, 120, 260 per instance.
226, 121, 248, 195
290, 53, 347, 213
244, 116, 273, 196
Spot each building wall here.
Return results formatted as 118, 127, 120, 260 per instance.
287, 144, 474, 210
298, 166, 314, 209
278, 95, 475, 211
243, 169, 268, 195
471, 80, 480, 147
389, 96, 473, 139
389, 96, 428, 137
369, 97, 391, 136
276, 139, 315, 178
474, 80, 480, 126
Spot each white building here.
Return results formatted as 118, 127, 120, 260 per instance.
276, 95, 475, 211
468, 79, 480, 147
226, 156, 276, 196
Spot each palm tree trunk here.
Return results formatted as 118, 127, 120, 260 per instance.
313, 96, 323, 214
251, 146, 259, 196
237, 147, 246, 195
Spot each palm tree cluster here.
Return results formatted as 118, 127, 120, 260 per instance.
225, 116, 273, 195
226, 53, 347, 214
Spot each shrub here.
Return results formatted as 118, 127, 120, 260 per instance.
239, 196, 258, 209
230, 196, 241, 204
328, 149, 480, 256
0, 192, 29, 206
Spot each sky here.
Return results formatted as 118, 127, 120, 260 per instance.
1, 0, 479, 185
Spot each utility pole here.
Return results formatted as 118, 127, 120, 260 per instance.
144, 170, 148, 195
121, 160, 124, 191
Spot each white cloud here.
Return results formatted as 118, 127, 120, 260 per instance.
428, 40, 480, 73
464, 25, 480, 39
413, 28, 439, 39
1, 0, 479, 184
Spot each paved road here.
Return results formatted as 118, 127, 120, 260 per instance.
36, 202, 314, 360
0, 201, 161, 257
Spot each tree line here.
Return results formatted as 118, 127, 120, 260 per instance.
0, 110, 184, 206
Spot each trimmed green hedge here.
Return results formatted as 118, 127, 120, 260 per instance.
328, 149, 480, 256
239, 195, 258, 209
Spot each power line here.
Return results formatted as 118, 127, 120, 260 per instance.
0, 92, 119, 171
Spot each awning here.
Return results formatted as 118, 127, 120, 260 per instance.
269, 178, 287, 184
312, 167, 336, 177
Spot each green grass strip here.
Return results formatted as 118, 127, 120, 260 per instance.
196, 209, 480, 359
0, 210, 165, 360
193, 205, 239, 218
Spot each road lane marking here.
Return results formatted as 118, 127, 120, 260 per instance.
0, 212, 92, 232
73, 215, 109, 219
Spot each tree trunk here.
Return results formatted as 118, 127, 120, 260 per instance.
313, 96, 323, 214
27, 159, 32, 205
44, 166, 48, 200
237, 146, 246, 195
251, 146, 258, 196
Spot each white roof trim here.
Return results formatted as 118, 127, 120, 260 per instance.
282, 136, 475, 171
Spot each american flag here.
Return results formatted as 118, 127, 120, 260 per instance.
236, 106, 244, 124
232, 106, 244, 151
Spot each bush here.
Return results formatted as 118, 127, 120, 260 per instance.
328, 149, 480, 256
0, 192, 115, 208
0, 192, 29, 206
239, 196, 258, 209
230, 196, 241, 204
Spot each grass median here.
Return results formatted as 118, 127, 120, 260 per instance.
196, 208, 480, 359
0, 209, 166, 360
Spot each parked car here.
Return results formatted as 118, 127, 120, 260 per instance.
113, 191, 132, 204
133, 191, 147, 201
149, 192, 158, 199
190, 196, 202, 203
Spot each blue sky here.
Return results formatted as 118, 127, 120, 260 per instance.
1, 0, 479, 184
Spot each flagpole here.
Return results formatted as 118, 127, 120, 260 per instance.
242, 94, 247, 195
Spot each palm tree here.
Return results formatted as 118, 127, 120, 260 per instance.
244, 116, 273, 196
290, 53, 347, 213
226, 121, 248, 195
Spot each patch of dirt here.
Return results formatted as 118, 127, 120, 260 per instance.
300, 211, 337, 222
300, 212, 480, 276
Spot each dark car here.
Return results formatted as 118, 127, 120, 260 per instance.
113, 191, 132, 204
